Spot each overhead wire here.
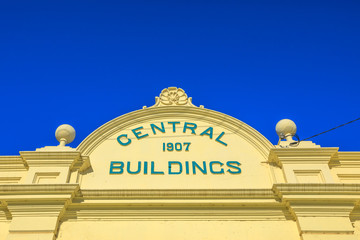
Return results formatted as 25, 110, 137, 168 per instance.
289, 117, 360, 146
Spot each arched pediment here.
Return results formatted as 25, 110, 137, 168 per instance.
76, 88, 274, 189
77, 106, 273, 158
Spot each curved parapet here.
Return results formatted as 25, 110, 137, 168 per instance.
76, 87, 275, 189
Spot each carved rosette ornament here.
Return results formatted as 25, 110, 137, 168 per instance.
150, 87, 199, 107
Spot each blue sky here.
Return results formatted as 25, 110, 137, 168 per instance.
0, 1, 359, 155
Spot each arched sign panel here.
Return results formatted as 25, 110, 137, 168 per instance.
78, 89, 274, 189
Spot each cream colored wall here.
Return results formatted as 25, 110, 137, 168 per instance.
0, 221, 10, 240
0, 156, 27, 185
330, 152, 360, 184
81, 118, 273, 190
0, 172, 26, 184
57, 220, 300, 240
354, 221, 360, 239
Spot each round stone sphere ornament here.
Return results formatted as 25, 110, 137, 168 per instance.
55, 124, 76, 146
275, 119, 297, 140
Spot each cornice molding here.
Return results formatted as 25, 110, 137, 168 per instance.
19, 151, 88, 171
0, 156, 28, 171
330, 152, 360, 168
63, 202, 292, 221
268, 148, 339, 167
0, 184, 358, 221
76, 189, 276, 200
0, 184, 79, 197
273, 183, 360, 201
273, 184, 360, 219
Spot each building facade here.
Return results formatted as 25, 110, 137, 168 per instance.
0, 87, 360, 240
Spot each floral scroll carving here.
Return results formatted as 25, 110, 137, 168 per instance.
150, 87, 198, 107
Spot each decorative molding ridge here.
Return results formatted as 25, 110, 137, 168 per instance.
149, 87, 199, 108
19, 151, 91, 172
273, 183, 360, 201
0, 156, 28, 171
0, 184, 79, 196
330, 152, 360, 167
0, 200, 11, 220
268, 147, 339, 167
273, 184, 360, 221
77, 189, 275, 199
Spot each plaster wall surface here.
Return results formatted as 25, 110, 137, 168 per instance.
81, 118, 272, 189
57, 220, 300, 240
0, 222, 10, 240
354, 221, 360, 239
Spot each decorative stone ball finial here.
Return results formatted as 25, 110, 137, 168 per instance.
55, 124, 76, 146
275, 119, 297, 141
